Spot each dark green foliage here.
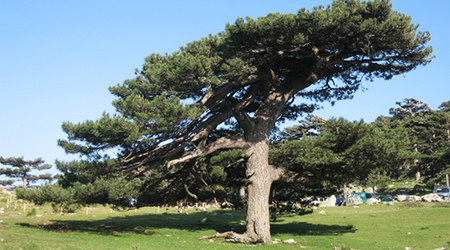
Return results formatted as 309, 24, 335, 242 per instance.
381, 98, 450, 184
51, 203, 80, 213
271, 98, 450, 200
0, 179, 14, 186
271, 118, 371, 192
55, 159, 117, 188
271, 116, 412, 197
0, 156, 52, 187
16, 178, 143, 210
57, 0, 433, 171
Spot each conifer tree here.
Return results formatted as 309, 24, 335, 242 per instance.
389, 98, 434, 180
0, 156, 52, 188
56, 0, 432, 243
421, 101, 450, 185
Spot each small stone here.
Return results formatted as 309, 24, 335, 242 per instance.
283, 239, 296, 244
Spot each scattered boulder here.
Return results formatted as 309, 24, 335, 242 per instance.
366, 197, 379, 206
365, 187, 374, 193
342, 196, 363, 206
320, 195, 336, 207
318, 210, 327, 215
396, 195, 407, 202
422, 193, 441, 202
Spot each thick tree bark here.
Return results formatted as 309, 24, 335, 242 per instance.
200, 137, 280, 243
244, 139, 273, 243
241, 121, 283, 243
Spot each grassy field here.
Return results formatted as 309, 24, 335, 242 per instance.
1, 201, 450, 250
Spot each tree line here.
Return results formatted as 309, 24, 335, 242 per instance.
3, 98, 448, 207
271, 98, 450, 200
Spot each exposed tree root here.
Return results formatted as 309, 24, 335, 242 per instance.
199, 231, 265, 244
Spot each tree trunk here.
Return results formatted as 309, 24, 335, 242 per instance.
239, 186, 246, 199
200, 137, 280, 244
23, 166, 27, 188
244, 137, 278, 243
343, 183, 348, 198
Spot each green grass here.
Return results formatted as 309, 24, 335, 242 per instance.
1, 202, 450, 250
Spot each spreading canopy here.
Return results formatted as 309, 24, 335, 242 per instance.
60, 0, 433, 177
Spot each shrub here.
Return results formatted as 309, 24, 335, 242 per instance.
26, 208, 36, 216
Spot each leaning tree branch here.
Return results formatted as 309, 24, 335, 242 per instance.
167, 136, 250, 169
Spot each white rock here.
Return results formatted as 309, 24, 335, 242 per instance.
283, 239, 296, 244
343, 197, 363, 206
320, 195, 336, 207
366, 197, 379, 206
396, 195, 407, 202
422, 193, 441, 202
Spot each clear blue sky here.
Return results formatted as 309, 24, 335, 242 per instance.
0, 1, 448, 178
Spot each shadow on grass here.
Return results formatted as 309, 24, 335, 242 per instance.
18, 210, 355, 237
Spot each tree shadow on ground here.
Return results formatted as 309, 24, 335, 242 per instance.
18, 210, 355, 237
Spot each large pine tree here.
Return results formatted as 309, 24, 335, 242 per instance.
58, 0, 432, 243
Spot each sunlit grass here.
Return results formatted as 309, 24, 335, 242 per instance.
1, 202, 450, 249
